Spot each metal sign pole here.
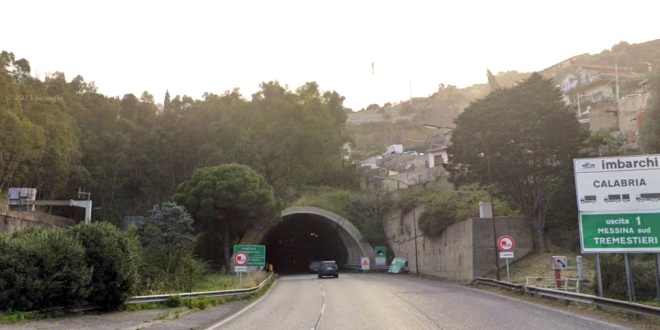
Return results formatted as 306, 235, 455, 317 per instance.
505, 258, 510, 282
655, 253, 660, 307
624, 253, 635, 302
596, 254, 604, 297
239, 272, 243, 289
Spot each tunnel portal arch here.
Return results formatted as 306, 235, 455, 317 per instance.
239, 206, 375, 265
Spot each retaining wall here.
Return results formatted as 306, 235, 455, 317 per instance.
0, 204, 76, 234
384, 205, 532, 281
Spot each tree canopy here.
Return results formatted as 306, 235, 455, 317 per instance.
446, 73, 585, 251
0, 51, 353, 224
173, 164, 278, 269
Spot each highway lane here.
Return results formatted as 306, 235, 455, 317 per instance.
210, 273, 630, 330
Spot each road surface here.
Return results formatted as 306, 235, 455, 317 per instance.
210, 273, 629, 330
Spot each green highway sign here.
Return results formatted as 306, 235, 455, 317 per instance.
580, 212, 660, 253
233, 245, 266, 267
388, 257, 407, 274
375, 246, 386, 257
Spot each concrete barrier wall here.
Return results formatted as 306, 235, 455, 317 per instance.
383, 205, 532, 281
0, 205, 76, 234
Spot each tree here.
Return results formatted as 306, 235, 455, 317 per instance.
446, 73, 584, 251
139, 202, 197, 274
640, 73, 660, 153
173, 164, 278, 270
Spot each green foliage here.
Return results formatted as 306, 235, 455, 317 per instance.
290, 186, 354, 218
446, 73, 584, 251
165, 295, 182, 308
1, 52, 353, 224
174, 164, 278, 269
0, 223, 142, 312
418, 193, 459, 237
71, 222, 141, 310
171, 255, 207, 293
139, 202, 197, 275
138, 202, 206, 294
584, 129, 625, 157
0, 226, 91, 311
290, 186, 390, 246
418, 184, 518, 237
596, 254, 658, 301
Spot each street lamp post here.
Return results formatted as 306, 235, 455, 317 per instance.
373, 176, 419, 276
423, 123, 500, 281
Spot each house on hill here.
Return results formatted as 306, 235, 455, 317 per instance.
558, 64, 649, 148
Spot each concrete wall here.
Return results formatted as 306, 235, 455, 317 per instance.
0, 204, 76, 234
383, 205, 532, 282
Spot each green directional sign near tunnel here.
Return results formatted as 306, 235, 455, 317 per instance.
233, 245, 266, 267
579, 212, 660, 253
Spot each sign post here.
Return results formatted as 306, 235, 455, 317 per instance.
498, 236, 515, 282
552, 256, 568, 288
574, 154, 660, 302
233, 245, 266, 289
233, 251, 249, 288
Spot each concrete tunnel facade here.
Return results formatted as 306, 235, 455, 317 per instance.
238, 206, 375, 267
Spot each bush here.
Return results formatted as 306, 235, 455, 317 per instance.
418, 185, 519, 237
0, 227, 91, 311
596, 254, 658, 301
173, 254, 207, 293
71, 222, 141, 310
418, 193, 458, 237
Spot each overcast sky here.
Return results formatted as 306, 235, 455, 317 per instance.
2, 1, 658, 110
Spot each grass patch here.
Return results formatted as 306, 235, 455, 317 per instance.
124, 279, 275, 313
192, 271, 268, 292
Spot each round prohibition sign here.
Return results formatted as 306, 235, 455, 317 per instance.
234, 251, 249, 266
497, 235, 515, 252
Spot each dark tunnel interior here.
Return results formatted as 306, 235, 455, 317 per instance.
262, 214, 348, 274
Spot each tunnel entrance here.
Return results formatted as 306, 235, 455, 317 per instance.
239, 206, 375, 273
262, 213, 348, 274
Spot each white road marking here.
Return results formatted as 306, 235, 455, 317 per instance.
313, 279, 326, 330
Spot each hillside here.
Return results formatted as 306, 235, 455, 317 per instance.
347, 38, 660, 158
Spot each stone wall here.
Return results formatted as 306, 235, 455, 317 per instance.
0, 204, 76, 234
383, 205, 532, 282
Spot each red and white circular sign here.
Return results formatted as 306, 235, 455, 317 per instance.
234, 252, 249, 266
497, 235, 515, 252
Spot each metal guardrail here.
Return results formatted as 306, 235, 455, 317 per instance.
342, 264, 410, 273
474, 277, 660, 319
525, 276, 580, 293
126, 272, 275, 304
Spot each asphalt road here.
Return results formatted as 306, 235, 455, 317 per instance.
1, 273, 635, 330
210, 273, 629, 330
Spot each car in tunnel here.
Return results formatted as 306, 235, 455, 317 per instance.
309, 261, 322, 273
318, 260, 338, 278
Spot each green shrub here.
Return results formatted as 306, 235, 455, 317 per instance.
166, 295, 182, 308
418, 193, 458, 237
173, 254, 207, 293
71, 222, 141, 310
596, 254, 658, 301
418, 185, 519, 237
0, 226, 91, 311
